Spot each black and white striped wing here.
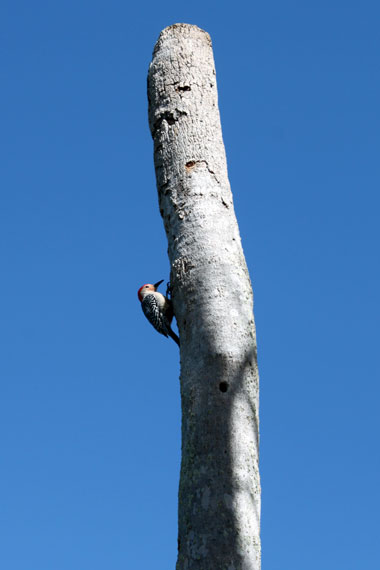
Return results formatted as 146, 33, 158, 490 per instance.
141, 294, 168, 337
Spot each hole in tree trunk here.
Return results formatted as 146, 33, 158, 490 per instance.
219, 381, 229, 393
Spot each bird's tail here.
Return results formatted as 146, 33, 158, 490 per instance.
168, 328, 180, 347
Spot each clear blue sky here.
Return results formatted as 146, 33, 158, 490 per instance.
1, 1, 379, 568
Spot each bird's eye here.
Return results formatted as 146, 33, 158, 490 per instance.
145, 285, 148, 288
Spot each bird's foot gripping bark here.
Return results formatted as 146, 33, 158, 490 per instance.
166, 281, 172, 299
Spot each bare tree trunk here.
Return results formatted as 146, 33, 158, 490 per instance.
148, 24, 260, 570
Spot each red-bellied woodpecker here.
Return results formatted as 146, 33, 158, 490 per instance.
137, 280, 180, 346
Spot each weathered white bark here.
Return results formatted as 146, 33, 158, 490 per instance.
148, 24, 260, 570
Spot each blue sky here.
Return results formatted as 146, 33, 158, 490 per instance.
1, 1, 379, 568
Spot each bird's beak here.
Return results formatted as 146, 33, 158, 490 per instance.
154, 279, 164, 289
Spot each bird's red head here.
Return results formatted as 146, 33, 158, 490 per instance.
137, 284, 153, 301
137, 280, 164, 302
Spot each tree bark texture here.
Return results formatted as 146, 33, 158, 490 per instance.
148, 24, 260, 570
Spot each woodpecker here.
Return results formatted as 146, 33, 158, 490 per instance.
137, 280, 180, 346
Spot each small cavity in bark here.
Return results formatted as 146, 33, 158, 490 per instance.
219, 381, 229, 393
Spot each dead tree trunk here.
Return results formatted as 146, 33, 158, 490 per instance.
148, 24, 260, 570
